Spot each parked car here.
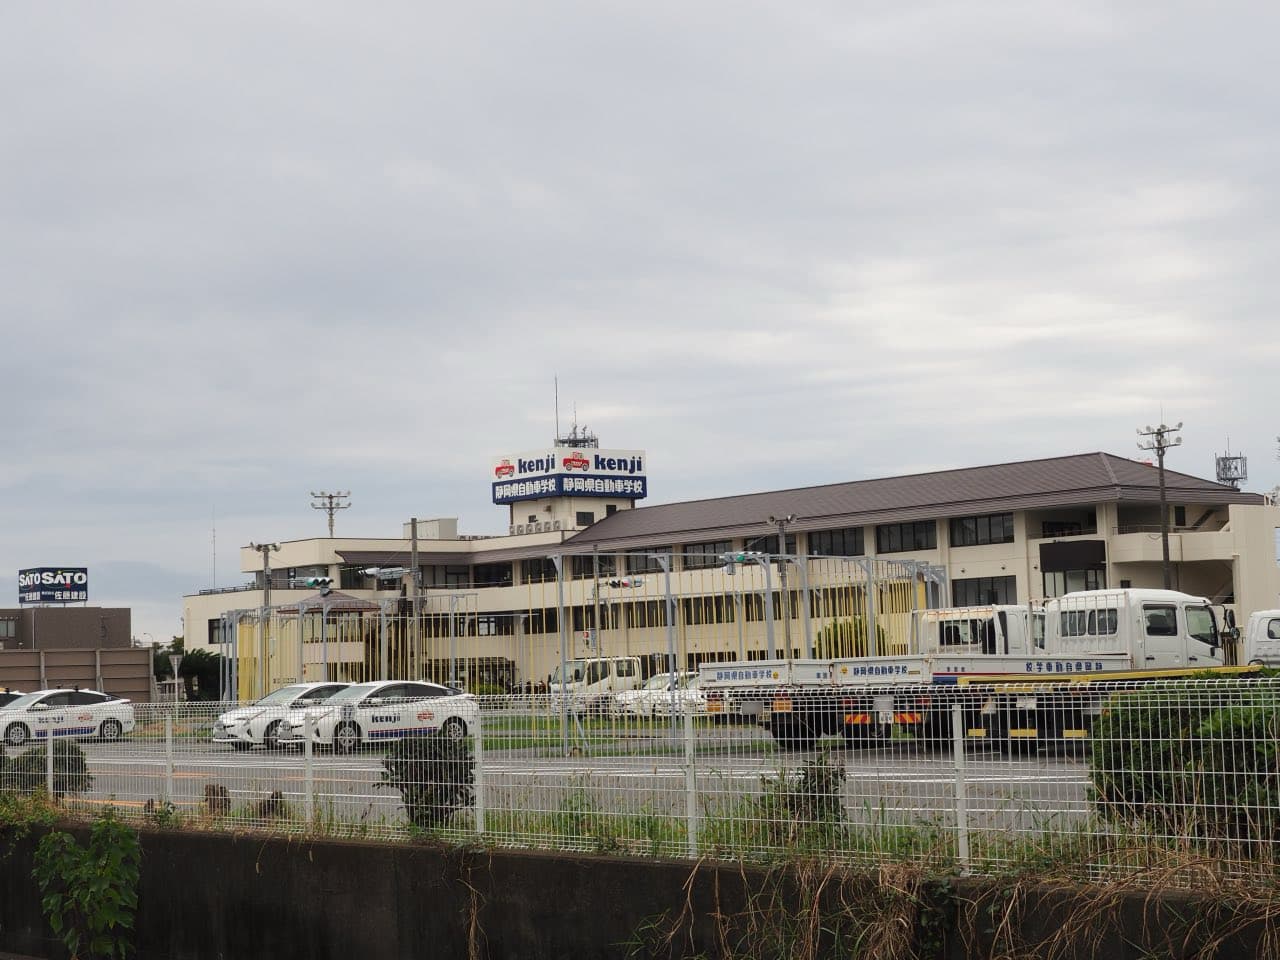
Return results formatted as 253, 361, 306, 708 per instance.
0, 689, 25, 709
0, 688, 135, 747
651, 674, 707, 718
213, 682, 350, 751
278, 680, 479, 753
614, 672, 696, 718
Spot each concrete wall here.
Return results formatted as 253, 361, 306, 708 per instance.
0, 648, 152, 701
0, 826, 1270, 960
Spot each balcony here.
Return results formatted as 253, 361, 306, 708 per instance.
1109, 527, 1235, 565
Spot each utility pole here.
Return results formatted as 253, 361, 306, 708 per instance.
1137, 422, 1182, 589
410, 517, 420, 678
310, 490, 351, 537
248, 541, 280, 697
769, 514, 796, 653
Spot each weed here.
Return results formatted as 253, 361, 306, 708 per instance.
34, 807, 140, 960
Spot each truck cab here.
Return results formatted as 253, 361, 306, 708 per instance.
549, 656, 643, 713
1042, 588, 1226, 670
915, 605, 1040, 656
1243, 610, 1280, 666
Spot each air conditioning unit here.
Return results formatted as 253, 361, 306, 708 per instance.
515, 524, 526, 535
508, 525, 517, 536
552, 519, 563, 531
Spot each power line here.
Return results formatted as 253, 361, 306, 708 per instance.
310, 490, 351, 538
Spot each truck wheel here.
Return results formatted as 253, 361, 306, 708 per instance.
918, 714, 953, 751
842, 724, 878, 749
772, 718, 814, 751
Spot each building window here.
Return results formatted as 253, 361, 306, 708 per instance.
576, 511, 595, 527
520, 558, 558, 585
808, 526, 864, 557
949, 513, 1014, 547
1043, 569, 1105, 598
473, 563, 513, 587
571, 554, 616, 580
875, 521, 937, 554
683, 540, 733, 570
951, 576, 1017, 606
625, 550, 669, 575
741, 533, 797, 555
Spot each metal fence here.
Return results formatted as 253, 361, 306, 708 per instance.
13, 677, 1280, 883
214, 553, 945, 701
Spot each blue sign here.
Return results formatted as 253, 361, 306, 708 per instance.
18, 567, 89, 604
492, 474, 648, 504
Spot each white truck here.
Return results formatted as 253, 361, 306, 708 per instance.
700, 588, 1250, 751
1243, 610, 1280, 666
549, 655, 644, 715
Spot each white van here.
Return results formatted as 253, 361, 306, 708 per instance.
1243, 610, 1280, 666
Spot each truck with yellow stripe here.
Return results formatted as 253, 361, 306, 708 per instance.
699, 588, 1248, 751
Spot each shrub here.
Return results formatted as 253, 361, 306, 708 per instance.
0, 740, 93, 798
1089, 683, 1280, 843
378, 733, 474, 829
816, 617, 888, 659
757, 748, 848, 850
34, 808, 140, 960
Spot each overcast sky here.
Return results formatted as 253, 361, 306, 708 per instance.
2, 2, 1277, 643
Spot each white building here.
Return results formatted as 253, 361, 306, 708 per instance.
183, 447, 1280, 695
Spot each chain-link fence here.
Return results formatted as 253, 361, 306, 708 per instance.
11, 676, 1280, 883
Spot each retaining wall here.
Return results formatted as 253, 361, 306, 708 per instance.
0, 825, 1269, 959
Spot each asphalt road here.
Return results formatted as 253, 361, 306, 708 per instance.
43, 732, 1092, 840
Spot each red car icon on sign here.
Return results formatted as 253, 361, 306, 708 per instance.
562, 452, 590, 471
494, 460, 515, 478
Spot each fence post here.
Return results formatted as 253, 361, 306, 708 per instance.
304, 713, 315, 824
474, 706, 485, 837
165, 713, 175, 806
952, 702, 970, 874
684, 701, 698, 857
45, 731, 54, 798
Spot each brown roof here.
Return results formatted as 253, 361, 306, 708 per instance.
562, 452, 1263, 552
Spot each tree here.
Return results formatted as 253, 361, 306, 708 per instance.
153, 638, 224, 700
815, 616, 888, 659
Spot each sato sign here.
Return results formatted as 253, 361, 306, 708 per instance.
18, 567, 89, 604
491, 448, 648, 505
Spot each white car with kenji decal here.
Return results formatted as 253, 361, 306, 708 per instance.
213, 682, 350, 751
0, 688, 135, 747
278, 680, 478, 753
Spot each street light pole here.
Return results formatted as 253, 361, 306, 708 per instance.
769, 515, 796, 654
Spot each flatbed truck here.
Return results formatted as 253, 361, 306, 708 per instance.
700, 588, 1251, 751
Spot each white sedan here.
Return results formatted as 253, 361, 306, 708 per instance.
651, 675, 707, 717
213, 682, 350, 750
278, 680, 479, 753
0, 689, 135, 747
614, 672, 697, 718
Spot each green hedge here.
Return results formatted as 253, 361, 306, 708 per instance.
1089, 682, 1280, 844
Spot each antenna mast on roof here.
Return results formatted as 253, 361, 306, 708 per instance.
1214, 439, 1248, 490
553, 395, 599, 448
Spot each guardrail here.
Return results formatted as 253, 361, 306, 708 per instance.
8, 677, 1280, 882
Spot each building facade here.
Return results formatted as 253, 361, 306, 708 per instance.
183, 451, 1280, 696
